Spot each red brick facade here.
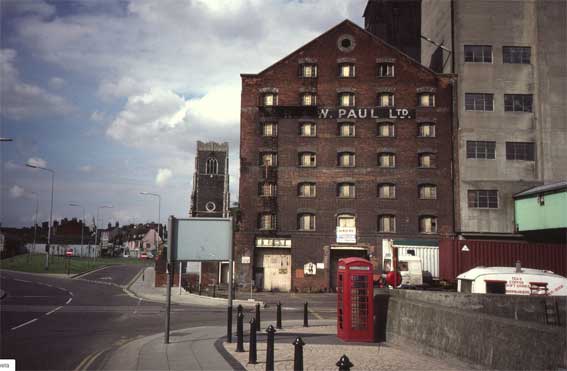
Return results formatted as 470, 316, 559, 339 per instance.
236, 20, 455, 292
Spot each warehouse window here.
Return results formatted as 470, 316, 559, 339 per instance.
337, 214, 356, 228
503, 47, 530, 64
465, 93, 493, 111
377, 183, 396, 199
468, 190, 498, 208
378, 215, 396, 233
262, 122, 278, 137
377, 63, 395, 77
338, 122, 356, 137
299, 152, 317, 167
418, 93, 436, 107
418, 123, 436, 137
418, 153, 436, 168
339, 63, 356, 78
262, 93, 278, 106
338, 152, 356, 167
258, 182, 277, 197
377, 122, 395, 137
378, 93, 395, 107
485, 280, 506, 294
467, 141, 495, 159
260, 152, 277, 167
258, 213, 276, 231
378, 153, 396, 168
338, 92, 356, 107
419, 216, 437, 234
506, 142, 535, 161
297, 213, 316, 231
504, 94, 533, 112
418, 184, 437, 200
337, 183, 356, 198
299, 122, 317, 137
298, 182, 316, 198
301, 93, 317, 106
464, 45, 492, 63
300, 63, 318, 78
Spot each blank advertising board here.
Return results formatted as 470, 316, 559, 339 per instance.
169, 217, 232, 262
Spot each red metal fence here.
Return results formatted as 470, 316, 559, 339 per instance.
439, 239, 567, 282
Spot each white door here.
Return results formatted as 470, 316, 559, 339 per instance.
262, 254, 291, 292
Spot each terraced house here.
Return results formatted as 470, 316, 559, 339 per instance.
235, 20, 456, 292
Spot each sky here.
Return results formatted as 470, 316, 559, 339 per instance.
1, 0, 366, 228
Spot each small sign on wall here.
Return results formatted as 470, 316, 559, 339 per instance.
304, 262, 316, 275
241, 256, 251, 264
316, 262, 325, 269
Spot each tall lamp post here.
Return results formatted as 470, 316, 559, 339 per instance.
26, 164, 54, 270
140, 192, 161, 253
27, 192, 39, 262
69, 203, 85, 257
95, 205, 113, 259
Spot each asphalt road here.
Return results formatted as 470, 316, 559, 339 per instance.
0, 264, 336, 371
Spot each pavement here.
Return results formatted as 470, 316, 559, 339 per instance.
100, 267, 480, 371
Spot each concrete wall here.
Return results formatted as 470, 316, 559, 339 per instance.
375, 289, 567, 370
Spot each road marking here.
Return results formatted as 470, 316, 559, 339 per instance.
46, 306, 63, 316
81, 350, 104, 371
133, 298, 142, 314
308, 308, 324, 320
73, 351, 98, 371
11, 318, 38, 330
66, 297, 72, 305
13, 279, 31, 283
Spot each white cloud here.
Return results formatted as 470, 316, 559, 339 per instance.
79, 165, 93, 172
9, 185, 25, 198
0, 49, 75, 120
90, 110, 106, 123
155, 168, 173, 187
26, 157, 47, 168
48, 77, 65, 90
2, 0, 55, 19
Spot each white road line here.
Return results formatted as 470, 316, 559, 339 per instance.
133, 298, 142, 314
46, 306, 63, 316
14, 279, 31, 283
65, 297, 72, 305
11, 318, 38, 330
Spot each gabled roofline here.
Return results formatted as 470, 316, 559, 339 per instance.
241, 19, 454, 79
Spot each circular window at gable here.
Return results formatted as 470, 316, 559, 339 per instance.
337, 34, 355, 53
205, 201, 216, 212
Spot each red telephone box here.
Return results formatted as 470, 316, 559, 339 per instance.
337, 257, 374, 342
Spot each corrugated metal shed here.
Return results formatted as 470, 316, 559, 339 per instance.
439, 239, 567, 282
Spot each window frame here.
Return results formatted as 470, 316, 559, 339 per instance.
418, 93, 436, 107
378, 93, 395, 107
300, 63, 318, 78
339, 63, 356, 78
338, 122, 356, 137
337, 182, 356, 198
377, 122, 395, 137
503, 46, 531, 64
299, 122, 317, 137
418, 153, 436, 168
337, 152, 356, 167
260, 152, 277, 167
301, 93, 317, 107
378, 215, 396, 233
337, 214, 356, 228
417, 123, 436, 138
377, 62, 395, 78
258, 213, 277, 231
418, 184, 437, 200
467, 190, 499, 209
419, 216, 438, 234
205, 157, 218, 174
262, 93, 278, 106
377, 183, 396, 199
378, 152, 396, 168
506, 142, 535, 161
299, 152, 317, 167
297, 213, 316, 231
464, 45, 493, 63
338, 92, 356, 107
465, 93, 494, 112
258, 182, 277, 197
261, 122, 278, 137
297, 182, 316, 198
504, 94, 533, 113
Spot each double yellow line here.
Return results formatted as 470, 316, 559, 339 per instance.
73, 350, 104, 371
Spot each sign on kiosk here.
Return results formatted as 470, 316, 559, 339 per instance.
337, 257, 374, 342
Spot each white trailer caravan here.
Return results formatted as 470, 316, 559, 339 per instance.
457, 266, 567, 296
382, 239, 439, 286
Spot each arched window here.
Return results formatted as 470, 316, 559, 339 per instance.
337, 214, 356, 228
206, 157, 218, 174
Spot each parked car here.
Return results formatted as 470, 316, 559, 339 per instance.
139, 252, 148, 259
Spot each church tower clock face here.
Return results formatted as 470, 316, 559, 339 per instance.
205, 201, 216, 212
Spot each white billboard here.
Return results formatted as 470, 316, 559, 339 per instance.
169, 217, 232, 262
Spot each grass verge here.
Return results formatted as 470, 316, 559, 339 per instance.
0, 253, 149, 275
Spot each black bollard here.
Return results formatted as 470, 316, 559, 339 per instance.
276, 302, 282, 329
199, 284, 202, 296
249, 317, 257, 364
226, 305, 233, 343
292, 336, 305, 371
237, 304, 243, 318
255, 303, 261, 331
303, 302, 309, 327
266, 325, 276, 371
336, 355, 354, 371
236, 311, 244, 352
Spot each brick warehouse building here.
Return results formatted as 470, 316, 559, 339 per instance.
235, 20, 456, 292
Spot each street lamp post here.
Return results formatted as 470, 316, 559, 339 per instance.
29, 192, 39, 262
69, 203, 85, 258
26, 164, 54, 270
95, 205, 113, 260
140, 192, 161, 253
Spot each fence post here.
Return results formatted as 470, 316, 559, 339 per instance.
276, 302, 282, 329
266, 325, 276, 371
249, 317, 257, 364
292, 336, 305, 371
336, 355, 354, 371
304, 302, 309, 327
255, 303, 261, 331
236, 310, 244, 352
226, 305, 232, 343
